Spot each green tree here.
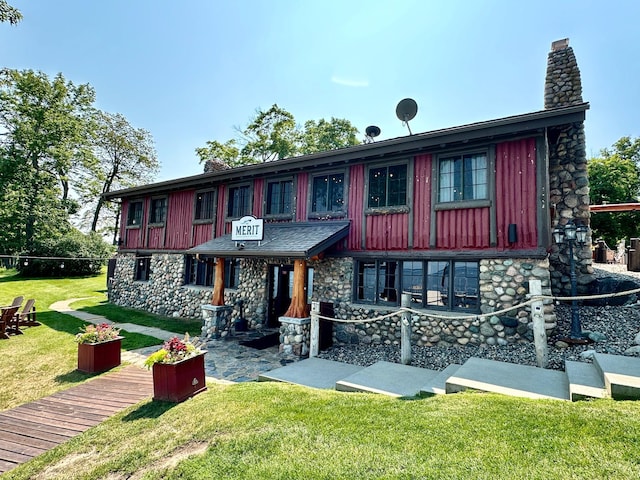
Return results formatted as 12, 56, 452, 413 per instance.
195, 139, 240, 167
77, 111, 158, 241
0, 0, 21, 25
239, 104, 299, 163
300, 117, 359, 155
588, 136, 640, 246
0, 69, 95, 253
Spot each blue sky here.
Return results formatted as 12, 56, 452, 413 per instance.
2, 0, 639, 181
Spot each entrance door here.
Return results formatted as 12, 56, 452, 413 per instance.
267, 264, 293, 327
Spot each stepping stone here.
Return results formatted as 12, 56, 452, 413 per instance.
420, 364, 461, 396
335, 361, 440, 398
445, 357, 570, 401
593, 353, 640, 400
565, 361, 607, 401
258, 357, 363, 389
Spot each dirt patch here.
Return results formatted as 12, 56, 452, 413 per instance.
35, 451, 99, 480
129, 441, 209, 479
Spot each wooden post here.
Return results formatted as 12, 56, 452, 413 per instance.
211, 257, 225, 306
530, 279, 548, 368
310, 301, 320, 358
283, 259, 310, 318
401, 293, 412, 365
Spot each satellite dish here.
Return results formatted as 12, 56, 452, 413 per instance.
395, 98, 418, 135
365, 125, 381, 143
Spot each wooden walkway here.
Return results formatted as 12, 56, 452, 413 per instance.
0, 365, 153, 474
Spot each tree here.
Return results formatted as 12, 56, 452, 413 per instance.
300, 117, 359, 155
0, 69, 95, 253
195, 105, 360, 167
588, 136, 640, 246
0, 1, 22, 25
239, 104, 299, 163
77, 111, 158, 240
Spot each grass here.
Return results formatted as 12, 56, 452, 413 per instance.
3, 269, 640, 478
0, 269, 199, 409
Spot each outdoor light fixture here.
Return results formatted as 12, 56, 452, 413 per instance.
553, 221, 589, 343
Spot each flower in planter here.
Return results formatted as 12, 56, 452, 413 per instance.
75, 322, 121, 344
144, 333, 205, 368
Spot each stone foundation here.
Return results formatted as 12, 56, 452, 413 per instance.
279, 316, 310, 357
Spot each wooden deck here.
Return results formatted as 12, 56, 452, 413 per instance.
0, 365, 153, 474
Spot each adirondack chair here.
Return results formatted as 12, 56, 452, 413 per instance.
15, 299, 39, 327
0, 306, 19, 339
10, 296, 23, 308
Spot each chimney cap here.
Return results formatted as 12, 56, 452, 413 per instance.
551, 38, 570, 52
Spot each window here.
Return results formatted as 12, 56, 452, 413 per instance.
194, 190, 216, 221
354, 259, 479, 311
135, 256, 151, 281
266, 179, 293, 215
227, 185, 251, 218
439, 152, 487, 202
312, 173, 345, 213
149, 197, 167, 224
127, 201, 143, 227
368, 164, 407, 208
185, 256, 240, 288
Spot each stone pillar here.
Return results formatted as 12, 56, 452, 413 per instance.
201, 304, 233, 340
544, 39, 595, 294
279, 316, 311, 357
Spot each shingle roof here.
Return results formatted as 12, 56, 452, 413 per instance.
186, 221, 350, 259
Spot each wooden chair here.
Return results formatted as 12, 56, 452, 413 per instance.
15, 299, 39, 327
10, 296, 23, 308
0, 306, 20, 339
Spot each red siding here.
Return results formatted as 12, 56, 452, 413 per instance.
165, 190, 195, 250
253, 178, 264, 217
193, 223, 214, 245
436, 208, 490, 249
296, 172, 308, 221
413, 154, 432, 249
216, 186, 226, 238
496, 139, 538, 249
147, 226, 164, 249
366, 213, 409, 250
348, 164, 365, 250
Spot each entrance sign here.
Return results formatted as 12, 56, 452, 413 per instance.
232, 215, 264, 241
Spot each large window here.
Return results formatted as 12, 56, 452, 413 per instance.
127, 201, 143, 226
185, 256, 240, 289
354, 259, 479, 311
266, 179, 293, 215
135, 255, 151, 281
227, 185, 251, 218
312, 173, 345, 213
149, 197, 167, 224
439, 152, 487, 202
368, 164, 407, 208
194, 190, 216, 221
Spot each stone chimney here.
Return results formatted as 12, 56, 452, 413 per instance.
545, 39, 595, 295
544, 38, 583, 109
203, 158, 230, 173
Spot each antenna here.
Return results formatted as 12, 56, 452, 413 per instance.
395, 98, 418, 135
365, 125, 381, 143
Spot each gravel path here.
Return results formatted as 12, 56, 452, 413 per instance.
319, 264, 640, 371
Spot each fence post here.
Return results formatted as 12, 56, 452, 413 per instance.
401, 293, 412, 365
310, 301, 320, 358
529, 279, 548, 368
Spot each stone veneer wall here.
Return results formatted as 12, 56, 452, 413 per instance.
309, 257, 555, 348
544, 39, 595, 294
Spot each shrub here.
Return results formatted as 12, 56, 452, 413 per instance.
18, 230, 114, 277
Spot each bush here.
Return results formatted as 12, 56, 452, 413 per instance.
18, 231, 114, 277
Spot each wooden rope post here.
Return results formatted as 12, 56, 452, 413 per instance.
310, 301, 320, 358
401, 293, 412, 365
530, 279, 548, 368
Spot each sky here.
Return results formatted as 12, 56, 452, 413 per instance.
2, 0, 640, 182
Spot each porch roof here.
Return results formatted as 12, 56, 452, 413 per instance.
187, 221, 350, 259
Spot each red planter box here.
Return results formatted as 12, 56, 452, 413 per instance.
77, 337, 123, 373
152, 353, 207, 402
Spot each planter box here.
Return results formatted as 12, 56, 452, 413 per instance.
77, 337, 123, 373
152, 353, 207, 403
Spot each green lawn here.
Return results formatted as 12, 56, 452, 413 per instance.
2, 269, 640, 479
